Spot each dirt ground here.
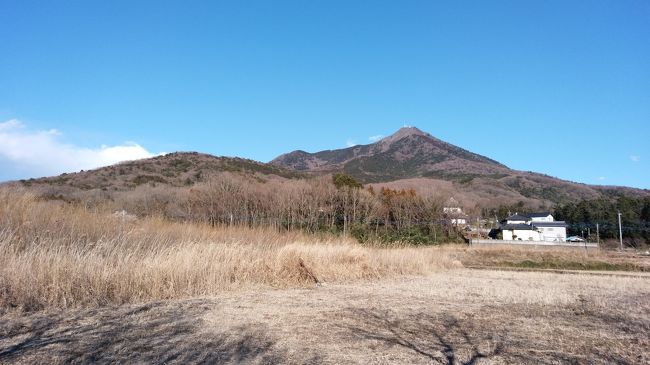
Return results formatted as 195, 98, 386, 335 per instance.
1, 269, 649, 364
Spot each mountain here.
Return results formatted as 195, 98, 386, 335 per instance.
272, 127, 648, 207
272, 127, 508, 182
10, 127, 648, 209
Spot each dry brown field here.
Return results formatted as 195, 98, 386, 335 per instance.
2, 270, 649, 364
1, 189, 649, 364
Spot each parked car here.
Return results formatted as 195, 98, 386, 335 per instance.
566, 236, 585, 242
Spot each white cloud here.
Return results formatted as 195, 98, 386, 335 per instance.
346, 139, 357, 147
630, 155, 640, 162
598, 176, 605, 181
368, 135, 384, 143
0, 119, 158, 179
0, 119, 22, 131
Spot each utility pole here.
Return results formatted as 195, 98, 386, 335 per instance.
596, 223, 600, 245
618, 212, 623, 251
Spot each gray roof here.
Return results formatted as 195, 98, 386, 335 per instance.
532, 221, 567, 228
527, 212, 552, 218
505, 214, 531, 221
501, 224, 535, 231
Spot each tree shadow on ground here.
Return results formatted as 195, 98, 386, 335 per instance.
0, 299, 317, 365
335, 306, 631, 365
337, 307, 505, 365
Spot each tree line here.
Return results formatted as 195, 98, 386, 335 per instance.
34, 170, 650, 245
553, 196, 650, 245
183, 173, 465, 244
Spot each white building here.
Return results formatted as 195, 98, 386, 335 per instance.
533, 222, 568, 242
501, 224, 543, 241
443, 198, 468, 226
503, 214, 531, 225
527, 212, 554, 223
500, 213, 567, 242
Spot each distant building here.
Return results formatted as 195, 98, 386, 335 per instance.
499, 213, 567, 242
443, 197, 468, 226
527, 212, 554, 223
503, 214, 531, 225
534, 221, 568, 242
501, 223, 542, 241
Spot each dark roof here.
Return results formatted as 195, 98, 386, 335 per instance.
532, 221, 567, 228
527, 212, 552, 218
505, 214, 531, 221
501, 224, 535, 231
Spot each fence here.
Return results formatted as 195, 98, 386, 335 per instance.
470, 239, 599, 249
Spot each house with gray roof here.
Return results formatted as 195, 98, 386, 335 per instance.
527, 212, 554, 223
502, 214, 531, 225
533, 221, 568, 242
499, 212, 567, 242
443, 197, 468, 226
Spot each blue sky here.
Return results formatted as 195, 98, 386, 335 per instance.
1, 0, 649, 188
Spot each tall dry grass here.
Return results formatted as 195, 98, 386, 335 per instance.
0, 189, 460, 311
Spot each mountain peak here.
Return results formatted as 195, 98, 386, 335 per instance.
380, 126, 430, 144
271, 125, 509, 181
395, 126, 427, 136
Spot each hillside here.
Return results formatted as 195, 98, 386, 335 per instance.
19, 152, 303, 191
